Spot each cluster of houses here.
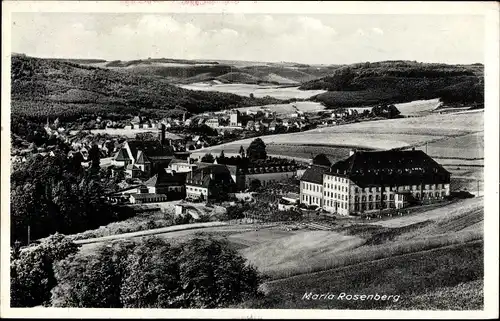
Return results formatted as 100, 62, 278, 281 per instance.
299, 150, 451, 216
108, 124, 299, 204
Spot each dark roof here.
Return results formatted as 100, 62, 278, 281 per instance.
312, 154, 332, 167
136, 150, 151, 164
126, 140, 174, 161
131, 193, 167, 200
329, 150, 451, 188
144, 170, 186, 187
186, 164, 235, 188
115, 148, 130, 161
301, 165, 330, 184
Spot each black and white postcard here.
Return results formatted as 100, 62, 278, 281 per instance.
1, 1, 498, 319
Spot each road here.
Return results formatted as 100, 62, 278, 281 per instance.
77, 222, 272, 254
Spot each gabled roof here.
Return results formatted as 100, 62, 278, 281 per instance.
115, 148, 131, 161
144, 170, 186, 187
329, 150, 451, 187
186, 164, 235, 188
301, 165, 330, 184
126, 140, 174, 160
312, 154, 332, 167
135, 150, 151, 164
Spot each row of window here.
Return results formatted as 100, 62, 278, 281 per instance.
324, 200, 347, 209
186, 186, 206, 193
302, 182, 322, 193
325, 175, 348, 183
324, 183, 347, 192
324, 191, 346, 201
302, 195, 321, 204
353, 184, 447, 193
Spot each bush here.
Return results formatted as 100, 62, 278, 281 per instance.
50, 235, 261, 308
10, 233, 79, 307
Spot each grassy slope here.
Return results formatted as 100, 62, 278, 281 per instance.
10, 56, 282, 121
237, 197, 483, 309
299, 61, 484, 108
243, 241, 483, 310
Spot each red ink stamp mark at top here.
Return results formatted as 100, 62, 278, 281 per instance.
181, 0, 240, 6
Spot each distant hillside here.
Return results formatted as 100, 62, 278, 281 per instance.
300, 61, 484, 108
10, 55, 282, 122
76, 58, 341, 85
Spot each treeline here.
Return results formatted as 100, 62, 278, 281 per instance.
11, 234, 261, 308
300, 61, 484, 108
10, 148, 134, 243
10, 56, 282, 124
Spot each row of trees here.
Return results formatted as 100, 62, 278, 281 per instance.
11, 234, 261, 308
11, 234, 262, 308
10, 145, 132, 244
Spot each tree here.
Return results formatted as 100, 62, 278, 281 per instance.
249, 179, 262, 192
239, 145, 246, 158
217, 150, 226, 163
88, 144, 100, 170
177, 235, 261, 308
249, 93, 254, 99
51, 240, 134, 308
201, 153, 215, 163
11, 233, 79, 307
246, 138, 267, 161
50, 236, 261, 308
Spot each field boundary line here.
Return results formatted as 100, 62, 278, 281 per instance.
265, 239, 483, 284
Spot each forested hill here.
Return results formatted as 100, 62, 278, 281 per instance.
299, 61, 484, 108
10, 55, 282, 122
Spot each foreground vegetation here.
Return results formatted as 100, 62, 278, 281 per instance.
11, 234, 262, 308
241, 241, 482, 310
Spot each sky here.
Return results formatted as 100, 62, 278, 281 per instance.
11, 13, 484, 65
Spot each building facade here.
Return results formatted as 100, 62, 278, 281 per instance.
300, 150, 451, 216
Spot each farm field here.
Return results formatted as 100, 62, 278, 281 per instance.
412, 132, 484, 160
69, 128, 182, 139
349, 98, 442, 116
197, 110, 483, 156
233, 101, 326, 115
178, 83, 327, 99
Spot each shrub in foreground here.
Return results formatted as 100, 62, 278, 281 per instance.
51, 234, 261, 308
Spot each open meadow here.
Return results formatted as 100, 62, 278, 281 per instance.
178, 83, 327, 99
196, 110, 483, 155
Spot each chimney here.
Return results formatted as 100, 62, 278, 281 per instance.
159, 123, 166, 145
349, 149, 356, 157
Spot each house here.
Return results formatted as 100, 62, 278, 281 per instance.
112, 125, 175, 178
169, 158, 198, 173
129, 193, 168, 204
300, 150, 451, 216
206, 118, 221, 128
185, 164, 237, 201
215, 156, 297, 190
300, 164, 330, 208
143, 169, 186, 199
230, 111, 241, 127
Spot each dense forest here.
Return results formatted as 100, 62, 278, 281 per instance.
10, 56, 282, 123
299, 61, 484, 108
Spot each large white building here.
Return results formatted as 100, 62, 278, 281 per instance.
300, 150, 451, 216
